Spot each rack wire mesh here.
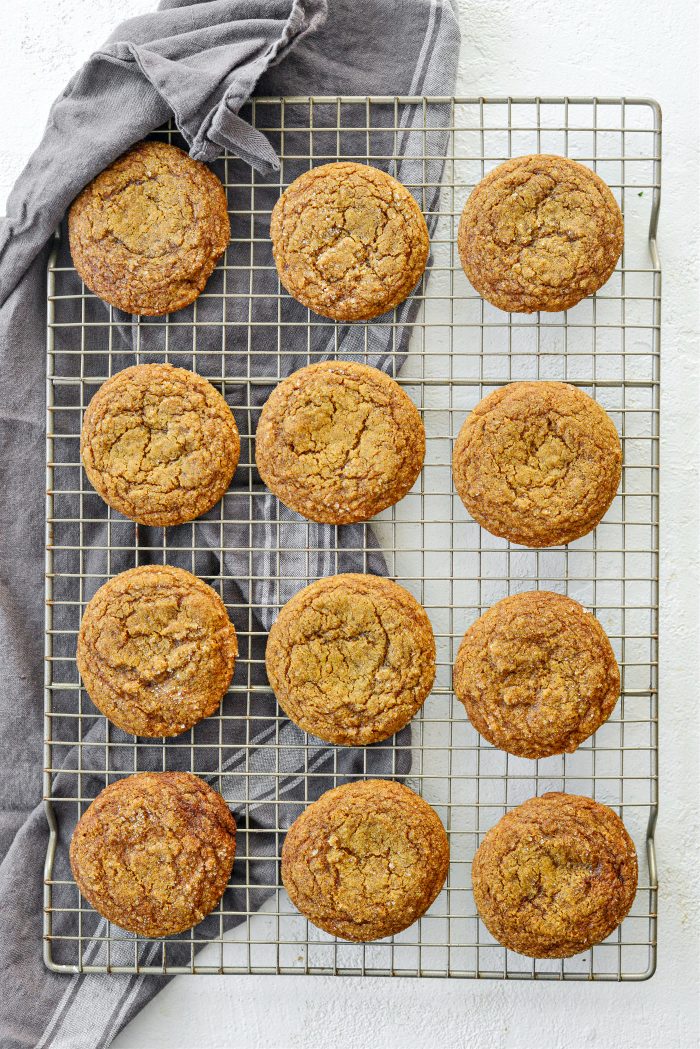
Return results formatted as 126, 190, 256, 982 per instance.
43, 96, 660, 979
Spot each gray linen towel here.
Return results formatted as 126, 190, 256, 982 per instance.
0, 1, 460, 1046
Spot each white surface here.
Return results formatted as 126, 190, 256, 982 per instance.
3, 1, 699, 1047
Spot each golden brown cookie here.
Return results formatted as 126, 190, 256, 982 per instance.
256, 360, 424, 524
68, 141, 230, 316
472, 793, 638, 958
266, 574, 435, 745
70, 772, 236, 937
454, 591, 619, 758
458, 154, 623, 313
452, 381, 621, 546
282, 780, 448, 941
81, 363, 240, 526
77, 565, 237, 737
270, 162, 429, 320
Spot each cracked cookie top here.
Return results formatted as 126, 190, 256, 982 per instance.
266, 573, 435, 745
472, 793, 637, 958
77, 565, 237, 738
454, 591, 620, 758
70, 772, 236, 937
68, 141, 230, 316
452, 381, 621, 547
81, 363, 240, 526
270, 162, 429, 320
458, 154, 623, 313
255, 360, 425, 524
282, 780, 449, 941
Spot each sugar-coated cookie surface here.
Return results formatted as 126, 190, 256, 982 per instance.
452, 381, 621, 546
81, 363, 239, 526
454, 591, 620, 758
282, 780, 449, 941
78, 565, 237, 737
69, 140, 230, 316
256, 360, 424, 524
266, 573, 435, 745
271, 162, 429, 320
472, 793, 637, 958
458, 154, 623, 313
70, 772, 236, 937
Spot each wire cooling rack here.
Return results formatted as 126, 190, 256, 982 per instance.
43, 97, 660, 980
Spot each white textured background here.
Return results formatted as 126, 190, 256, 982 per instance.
3, 1, 699, 1047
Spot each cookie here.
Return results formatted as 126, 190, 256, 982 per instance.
458, 154, 623, 313
270, 162, 429, 320
70, 772, 236, 937
68, 140, 230, 316
454, 591, 619, 758
77, 565, 237, 737
282, 780, 448, 941
472, 793, 638, 958
452, 381, 621, 546
266, 573, 435, 745
81, 363, 240, 526
256, 360, 424, 524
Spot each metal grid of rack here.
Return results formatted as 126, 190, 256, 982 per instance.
43, 97, 660, 979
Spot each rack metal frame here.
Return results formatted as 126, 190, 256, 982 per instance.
43, 96, 660, 979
